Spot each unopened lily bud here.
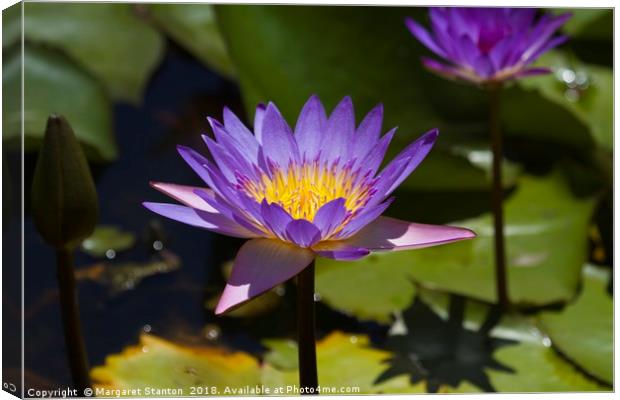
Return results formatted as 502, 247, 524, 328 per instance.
31, 114, 99, 249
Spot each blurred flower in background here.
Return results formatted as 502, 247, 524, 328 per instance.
406, 8, 571, 84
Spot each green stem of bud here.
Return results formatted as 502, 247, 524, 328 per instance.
56, 247, 92, 394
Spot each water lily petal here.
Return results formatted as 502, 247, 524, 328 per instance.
260, 102, 299, 167
142, 202, 257, 238
313, 198, 347, 237
351, 103, 383, 163
176, 145, 212, 187
215, 238, 315, 314
150, 182, 216, 212
323, 96, 355, 163
222, 106, 260, 156
379, 128, 438, 197
343, 216, 476, 251
295, 95, 327, 161
337, 198, 394, 239
312, 241, 370, 260
260, 200, 293, 241
254, 103, 266, 143
405, 17, 447, 58
285, 219, 322, 248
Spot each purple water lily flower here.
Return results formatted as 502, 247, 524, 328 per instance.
144, 96, 475, 314
406, 8, 571, 84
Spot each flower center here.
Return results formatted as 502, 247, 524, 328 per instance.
239, 161, 375, 221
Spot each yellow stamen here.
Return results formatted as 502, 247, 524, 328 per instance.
241, 162, 372, 221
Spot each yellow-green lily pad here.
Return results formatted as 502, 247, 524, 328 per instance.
91, 334, 261, 396
261, 332, 426, 394
538, 265, 613, 384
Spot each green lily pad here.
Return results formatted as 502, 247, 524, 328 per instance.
315, 260, 415, 323
488, 343, 607, 392
317, 172, 595, 308
402, 172, 595, 305
3, 46, 117, 161
18, 3, 164, 103
81, 226, 137, 258
261, 332, 426, 394
261, 339, 298, 370
538, 265, 613, 384
91, 334, 262, 395
517, 51, 613, 152
149, 4, 235, 79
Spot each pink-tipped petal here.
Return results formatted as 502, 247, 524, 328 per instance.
150, 182, 216, 212
215, 239, 315, 314
342, 216, 476, 251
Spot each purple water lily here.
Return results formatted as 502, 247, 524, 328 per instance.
406, 8, 571, 84
144, 96, 475, 314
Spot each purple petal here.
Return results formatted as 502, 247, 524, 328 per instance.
150, 182, 216, 212
521, 13, 571, 62
203, 135, 237, 182
208, 117, 259, 167
221, 107, 260, 158
341, 216, 476, 251
312, 198, 347, 237
322, 96, 355, 163
421, 57, 471, 82
193, 189, 267, 237
260, 102, 299, 167
523, 35, 569, 64
405, 17, 447, 58
379, 128, 438, 197
177, 145, 213, 187
358, 127, 396, 175
294, 95, 327, 161
336, 198, 395, 239
215, 239, 315, 314
312, 242, 370, 261
142, 202, 256, 238
352, 103, 383, 163
285, 219, 322, 248
260, 200, 293, 241
254, 103, 266, 143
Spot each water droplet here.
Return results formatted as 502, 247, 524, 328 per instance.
142, 324, 152, 333
313, 293, 322, 302
203, 324, 221, 341
105, 249, 116, 259
153, 240, 164, 251
349, 336, 358, 344
275, 286, 286, 296
542, 337, 552, 347
141, 346, 149, 353
560, 68, 576, 84
564, 88, 581, 103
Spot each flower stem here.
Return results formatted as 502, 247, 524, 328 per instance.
488, 85, 509, 309
56, 247, 91, 393
297, 260, 318, 394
